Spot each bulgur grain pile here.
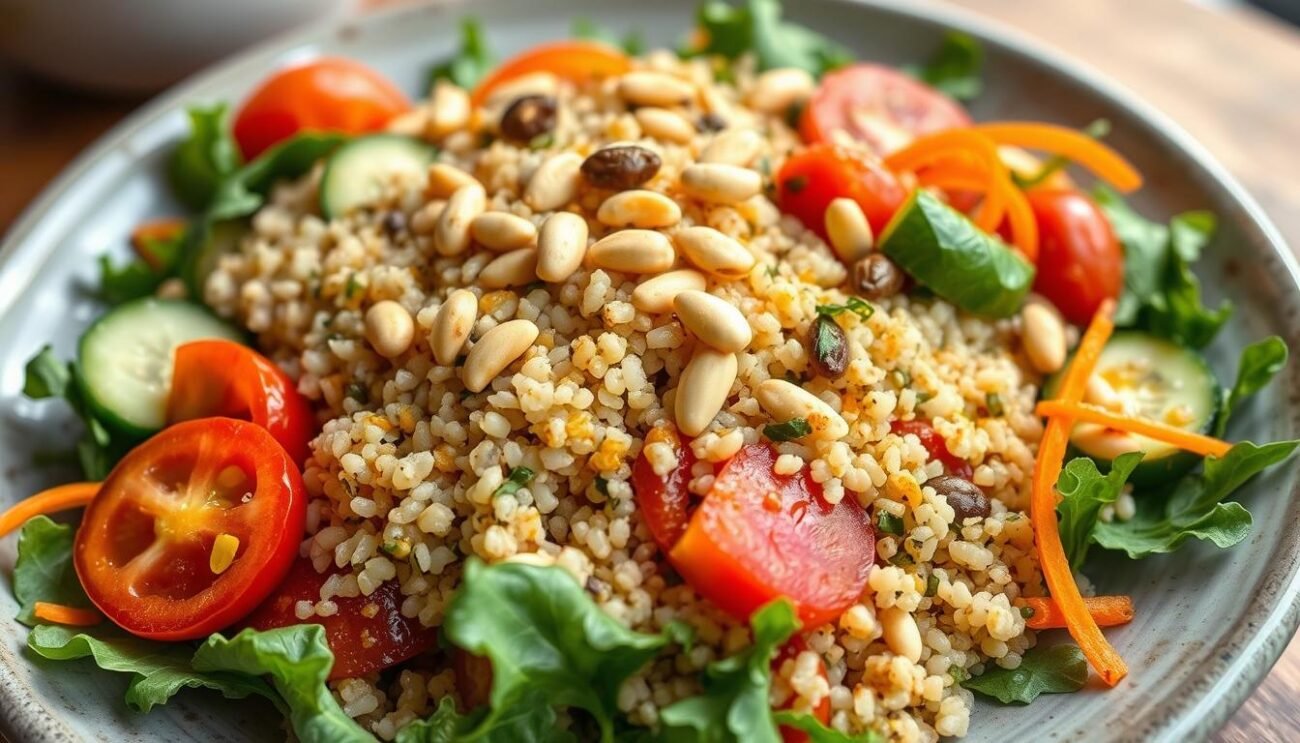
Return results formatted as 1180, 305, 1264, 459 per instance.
205, 49, 1050, 742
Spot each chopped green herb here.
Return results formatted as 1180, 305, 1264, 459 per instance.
493, 466, 535, 498
924, 573, 940, 597
763, 417, 812, 442
344, 273, 363, 300
985, 392, 1004, 417
1020, 606, 1035, 619
876, 511, 904, 536
528, 132, 555, 150
594, 476, 610, 497
343, 382, 369, 403
815, 296, 874, 321
889, 552, 915, 567
685, 0, 852, 78
425, 18, 495, 91
949, 665, 969, 684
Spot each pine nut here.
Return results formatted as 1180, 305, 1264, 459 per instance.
618, 71, 695, 107
597, 190, 682, 229
524, 152, 583, 212
673, 290, 752, 353
587, 230, 675, 274
478, 248, 539, 289
698, 129, 763, 166
881, 607, 923, 663
675, 347, 738, 437
674, 226, 756, 279
471, 212, 538, 252
824, 198, 874, 263
365, 300, 415, 358
385, 107, 430, 137
426, 82, 471, 139
1022, 303, 1067, 373
634, 107, 695, 144
747, 67, 815, 114
536, 212, 589, 283
755, 379, 849, 441
431, 289, 478, 366
434, 183, 486, 256
409, 201, 446, 235
680, 163, 763, 204
462, 319, 539, 393
426, 163, 479, 200
631, 269, 708, 314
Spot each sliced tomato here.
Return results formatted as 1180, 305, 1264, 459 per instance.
470, 41, 631, 106
774, 636, 831, 743
800, 63, 971, 154
776, 143, 907, 240
232, 57, 410, 160
1027, 189, 1124, 325
669, 444, 874, 629
631, 427, 699, 552
167, 340, 315, 465
74, 418, 305, 641
890, 420, 973, 479
245, 557, 437, 680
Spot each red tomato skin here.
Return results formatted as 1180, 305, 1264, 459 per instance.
232, 57, 410, 160
631, 427, 698, 552
74, 418, 306, 641
1027, 189, 1124, 325
167, 340, 315, 465
669, 444, 875, 629
245, 557, 437, 680
800, 63, 971, 154
890, 420, 973, 480
776, 144, 907, 240
774, 637, 832, 743
453, 649, 495, 709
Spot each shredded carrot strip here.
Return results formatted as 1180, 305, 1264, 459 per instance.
470, 41, 631, 106
1035, 400, 1232, 458
33, 602, 101, 627
1031, 300, 1127, 686
884, 130, 1009, 232
1001, 182, 1040, 262
0, 482, 99, 538
975, 122, 1143, 192
1023, 595, 1134, 630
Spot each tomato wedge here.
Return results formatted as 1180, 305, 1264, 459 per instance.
74, 418, 306, 641
799, 63, 971, 154
669, 444, 874, 628
470, 41, 631, 106
890, 420, 973, 480
776, 143, 907, 240
774, 636, 831, 743
245, 557, 437, 680
233, 57, 410, 160
631, 427, 699, 552
167, 340, 315, 465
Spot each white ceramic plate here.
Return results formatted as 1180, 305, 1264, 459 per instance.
2, 1, 1298, 741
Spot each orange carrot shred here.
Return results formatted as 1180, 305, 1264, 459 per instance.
0, 482, 99, 538
1036, 400, 1233, 458
470, 41, 630, 107
975, 122, 1143, 193
1031, 299, 1128, 687
1000, 180, 1040, 262
33, 602, 101, 627
1023, 595, 1134, 631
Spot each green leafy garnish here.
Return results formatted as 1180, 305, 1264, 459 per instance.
905, 31, 983, 102
771, 710, 884, 742
168, 104, 243, 211
573, 17, 644, 55
1055, 452, 1142, 570
1215, 336, 1288, 436
687, 0, 852, 78
205, 134, 348, 224
493, 466, 535, 498
22, 346, 136, 479
427, 18, 495, 91
816, 297, 873, 320
962, 644, 1088, 704
99, 227, 187, 305
12, 516, 91, 625
763, 418, 811, 442
876, 511, 904, 536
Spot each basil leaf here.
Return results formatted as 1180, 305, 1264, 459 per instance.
904, 32, 983, 102
771, 711, 884, 743
193, 626, 373, 743
572, 18, 644, 55
427, 18, 495, 91
12, 516, 91, 625
876, 511, 904, 536
1215, 336, 1288, 437
659, 599, 798, 743
962, 644, 1087, 704
29, 625, 274, 715
493, 466, 535, 498
878, 190, 1035, 318
688, 0, 851, 78
1093, 440, 1299, 558
815, 297, 873, 320
168, 104, 243, 211
764, 418, 811, 442
1055, 452, 1142, 570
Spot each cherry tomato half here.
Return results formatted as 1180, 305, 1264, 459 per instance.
74, 418, 306, 641
774, 637, 831, 743
799, 64, 971, 154
471, 41, 631, 106
1027, 189, 1124, 325
245, 557, 437, 680
890, 420, 973, 480
669, 444, 875, 629
232, 57, 410, 160
167, 340, 315, 465
631, 427, 699, 552
776, 144, 907, 241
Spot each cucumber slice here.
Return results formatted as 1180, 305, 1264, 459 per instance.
1044, 330, 1221, 486
77, 299, 245, 436
319, 135, 435, 218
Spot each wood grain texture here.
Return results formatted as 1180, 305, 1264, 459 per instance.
1, 0, 1300, 739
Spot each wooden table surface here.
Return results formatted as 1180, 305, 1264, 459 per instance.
2, 0, 1300, 739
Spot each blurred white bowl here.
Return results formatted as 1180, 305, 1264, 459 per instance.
0, 0, 354, 94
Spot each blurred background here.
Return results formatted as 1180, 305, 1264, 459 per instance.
0, 0, 1297, 739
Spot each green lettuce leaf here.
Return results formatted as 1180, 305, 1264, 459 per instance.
205, 133, 347, 223
1093, 440, 1298, 558
396, 693, 572, 743
962, 644, 1087, 704
771, 711, 884, 742
689, 0, 851, 78
1055, 452, 1143, 571
168, 104, 243, 211
1215, 336, 1288, 436
21, 347, 138, 479
12, 516, 91, 625
99, 227, 187, 306
427, 18, 495, 92
193, 625, 374, 743
904, 32, 983, 102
